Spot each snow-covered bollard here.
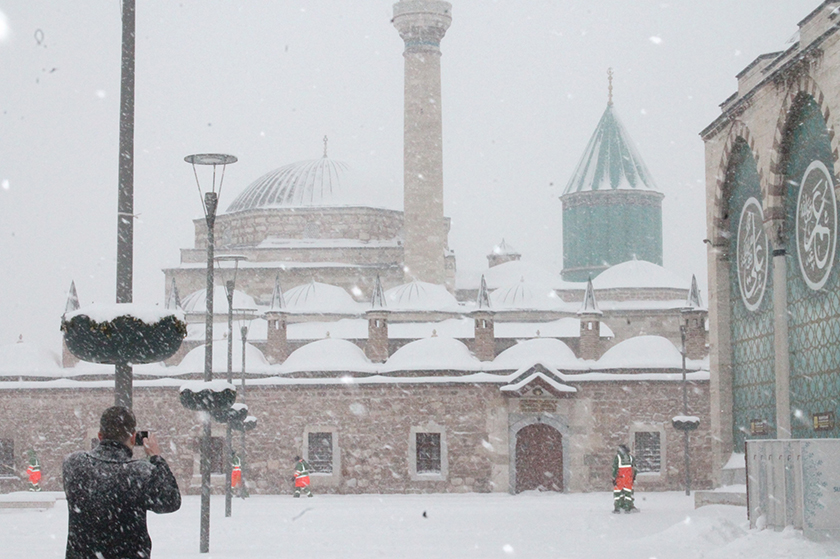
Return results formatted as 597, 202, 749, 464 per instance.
672, 415, 700, 431
61, 303, 186, 364
179, 380, 237, 413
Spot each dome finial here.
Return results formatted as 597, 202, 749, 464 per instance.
607, 67, 614, 106
323, 135, 328, 158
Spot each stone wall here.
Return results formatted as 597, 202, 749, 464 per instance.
0, 377, 711, 495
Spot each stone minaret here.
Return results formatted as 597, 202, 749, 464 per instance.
392, 0, 451, 285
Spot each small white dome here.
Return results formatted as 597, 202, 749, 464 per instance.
177, 341, 269, 373
597, 335, 682, 369
593, 260, 687, 290
181, 287, 257, 314
490, 280, 562, 310
383, 337, 479, 371
282, 339, 371, 372
283, 282, 362, 314
493, 338, 579, 369
384, 281, 458, 311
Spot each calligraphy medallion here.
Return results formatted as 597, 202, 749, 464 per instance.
796, 160, 837, 291
737, 197, 769, 311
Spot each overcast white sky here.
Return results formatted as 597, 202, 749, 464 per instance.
0, 1, 820, 349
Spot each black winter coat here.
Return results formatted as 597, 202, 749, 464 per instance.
63, 440, 181, 559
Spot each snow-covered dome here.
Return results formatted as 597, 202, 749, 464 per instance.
282, 338, 371, 372
490, 279, 562, 310
181, 286, 257, 314
177, 341, 269, 373
597, 335, 682, 369
383, 337, 480, 371
483, 261, 560, 290
0, 342, 61, 374
492, 338, 580, 369
592, 260, 687, 290
384, 281, 459, 311
284, 281, 362, 314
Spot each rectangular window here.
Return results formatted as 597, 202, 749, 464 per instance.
416, 432, 441, 474
634, 431, 661, 473
210, 437, 225, 474
308, 432, 333, 474
0, 439, 14, 478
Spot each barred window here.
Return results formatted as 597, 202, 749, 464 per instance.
308, 432, 333, 474
0, 439, 13, 478
634, 431, 661, 473
416, 432, 441, 474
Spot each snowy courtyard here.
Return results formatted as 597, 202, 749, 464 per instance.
2, 491, 838, 559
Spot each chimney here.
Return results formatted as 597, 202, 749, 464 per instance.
681, 274, 707, 360
365, 276, 390, 363
264, 274, 289, 364
472, 275, 495, 361
577, 277, 602, 360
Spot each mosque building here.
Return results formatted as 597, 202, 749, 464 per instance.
702, 0, 840, 487
0, 0, 710, 496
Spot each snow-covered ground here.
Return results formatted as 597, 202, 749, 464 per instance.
2, 492, 837, 558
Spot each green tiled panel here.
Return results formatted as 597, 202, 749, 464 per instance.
784, 96, 840, 440
562, 200, 662, 281
727, 140, 776, 451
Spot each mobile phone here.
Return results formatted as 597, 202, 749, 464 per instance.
134, 431, 149, 446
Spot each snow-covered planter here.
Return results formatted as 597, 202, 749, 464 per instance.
61, 304, 186, 365
210, 402, 248, 424
231, 415, 257, 432
672, 415, 700, 431
179, 380, 236, 412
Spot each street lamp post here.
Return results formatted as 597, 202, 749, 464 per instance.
236, 308, 256, 499
185, 153, 237, 554
215, 255, 246, 518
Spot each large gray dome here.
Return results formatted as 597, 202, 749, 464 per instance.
226, 156, 353, 212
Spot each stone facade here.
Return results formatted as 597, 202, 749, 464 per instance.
0, 371, 711, 495
702, 1, 840, 485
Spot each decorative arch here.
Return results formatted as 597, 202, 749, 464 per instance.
711, 120, 763, 247
767, 74, 840, 237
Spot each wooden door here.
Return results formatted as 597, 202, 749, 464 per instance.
515, 423, 563, 493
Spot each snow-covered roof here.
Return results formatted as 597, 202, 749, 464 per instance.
280, 338, 374, 373
499, 371, 577, 393
382, 337, 481, 372
384, 281, 459, 311
563, 103, 659, 194
592, 260, 688, 290
491, 338, 581, 370
181, 287, 257, 314
283, 281, 362, 314
490, 279, 563, 310
0, 342, 61, 374
597, 335, 683, 369
176, 341, 270, 374
489, 238, 520, 256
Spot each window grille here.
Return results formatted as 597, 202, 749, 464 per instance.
308, 432, 333, 474
634, 431, 661, 473
416, 432, 441, 474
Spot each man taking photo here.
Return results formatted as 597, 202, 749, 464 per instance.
63, 406, 181, 559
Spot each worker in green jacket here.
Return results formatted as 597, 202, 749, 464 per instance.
612, 444, 638, 513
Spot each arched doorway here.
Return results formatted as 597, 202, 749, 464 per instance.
515, 423, 563, 493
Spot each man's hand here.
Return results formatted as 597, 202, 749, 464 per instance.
143, 432, 162, 457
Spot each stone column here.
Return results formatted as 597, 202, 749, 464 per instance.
392, 0, 451, 285
772, 246, 791, 439
708, 244, 732, 487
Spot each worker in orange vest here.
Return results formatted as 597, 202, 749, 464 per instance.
26, 449, 41, 492
231, 451, 242, 490
293, 456, 313, 498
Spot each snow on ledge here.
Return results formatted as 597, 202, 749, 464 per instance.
179, 380, 235, 393
723, 452, 746, 470
65, 303, 184, 324
672, 415, 700, 423
499, 372, 577, 393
